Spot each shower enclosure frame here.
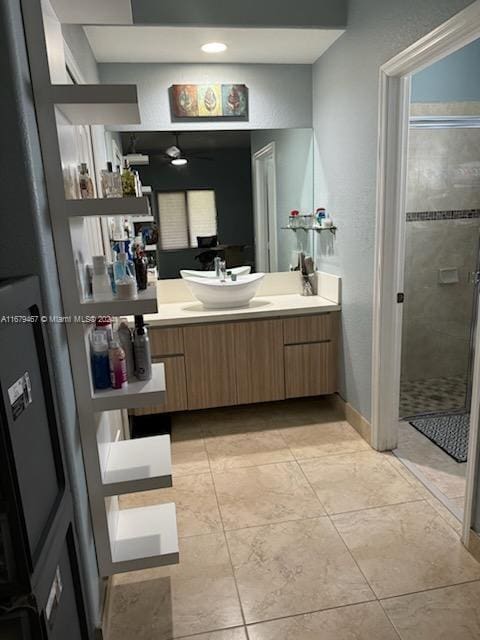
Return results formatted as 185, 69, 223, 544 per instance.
371, 0, 480, 546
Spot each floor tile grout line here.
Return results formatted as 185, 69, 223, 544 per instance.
375, 599, 404, 640
169, 623, 248, 640
387, 451, 466, 537
377, 576, 480, 602
205, 437, 248, 630
242, 597, 378, 629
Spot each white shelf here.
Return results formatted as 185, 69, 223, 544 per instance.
77, 282, 158, 316
111, 502, 179, 570
92, 362, 165, 412
51, 84, 140, 125
102, 434, 172, 495
66, 196, 149, 218
132, 215, 154, 223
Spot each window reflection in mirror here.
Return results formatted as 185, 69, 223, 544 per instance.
118, 129, 314, 278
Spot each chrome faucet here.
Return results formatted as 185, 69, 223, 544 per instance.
214, 256, 227, 281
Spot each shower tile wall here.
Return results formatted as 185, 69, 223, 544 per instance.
400, 114, 480, 417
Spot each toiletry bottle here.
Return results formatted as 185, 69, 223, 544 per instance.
121, 159, 136, 196
95, 316, 114, 343
108, 339, 128, 389
101, 162, 119, 198
133, 315, 152, 381
134, 250, 148, 291
79, 162, 94, 199
91, 331, 111, 389
315, 208, 326, 226
115, 251, 138, 300
118, 319, 135, 381
92, 256, 113, 301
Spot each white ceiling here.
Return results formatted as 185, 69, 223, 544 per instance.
84, 26, 344, 64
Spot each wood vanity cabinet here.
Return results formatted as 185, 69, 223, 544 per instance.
183, 323, 237, 410
233, 319, 285, 405
135, 312, 339, 414
283, 315, 338, 398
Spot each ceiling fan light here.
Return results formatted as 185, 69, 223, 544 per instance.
201, 42, 227, 53
171, 157, 188, 166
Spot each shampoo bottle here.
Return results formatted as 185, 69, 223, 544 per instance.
91, 331, 111, 389
133, 315, 152, 381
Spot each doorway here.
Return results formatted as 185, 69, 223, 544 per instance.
253, 142, 278, 272
372, 1, 480, 543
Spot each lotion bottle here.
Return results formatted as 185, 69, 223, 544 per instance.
108, 339, 127, 389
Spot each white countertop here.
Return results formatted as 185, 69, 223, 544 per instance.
143, 293, 340, 327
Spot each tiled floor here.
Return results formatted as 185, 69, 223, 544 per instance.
107, 398, 480, 640
395, 420, 467, 519
399, 375, 467, 417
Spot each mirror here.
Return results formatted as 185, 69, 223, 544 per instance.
118, 128, 314, 278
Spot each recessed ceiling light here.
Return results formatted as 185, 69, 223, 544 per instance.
171, 157, 188, 166
201, 42, 227, 54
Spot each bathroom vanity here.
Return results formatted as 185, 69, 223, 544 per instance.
133, 272, 341, 415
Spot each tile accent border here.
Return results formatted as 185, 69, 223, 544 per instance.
330, 393, 372, 445
406, 209, 480, 222
467, 528, 480, 564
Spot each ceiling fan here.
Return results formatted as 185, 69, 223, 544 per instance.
152, 133, 214, 166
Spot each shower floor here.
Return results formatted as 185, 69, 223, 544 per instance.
399, 375, 468, 418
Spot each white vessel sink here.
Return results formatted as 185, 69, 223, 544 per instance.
180, 266, 251, 279
184, 273, 265, 309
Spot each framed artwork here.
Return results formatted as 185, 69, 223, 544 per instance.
171, 84, 249, 119
171, 84, 198, 118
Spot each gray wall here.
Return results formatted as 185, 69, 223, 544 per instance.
0, 0, 99, 632
99, 63, 313, 132
131, 0, 347, 27
251, 129, 314, 271
412, 39, 480, 102
137, 148, 255, 278
312, 0, 474, 421
62, 23, 99, 83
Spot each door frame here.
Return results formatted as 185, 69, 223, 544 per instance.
252, 142, 278, 272
371, 0, 480, 543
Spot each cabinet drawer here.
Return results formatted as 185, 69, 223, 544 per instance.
131, 356, 187, 415
149, 327, 184, 357
283, 314, 336, 345
284, 342, 337, 398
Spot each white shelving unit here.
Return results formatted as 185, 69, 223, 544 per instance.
65, 196, 150, 218
92, 362, 166, 412
22, 2, 179, 577
102, 434, 172, 495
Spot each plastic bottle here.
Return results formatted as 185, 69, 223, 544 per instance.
134, 251, 148, 291
95, 316, 114, 342
79, 162, 94, 199
92, 256, 112, 301
108, 339, 127, 389
91, 331, 111, 389
118, 319, 135, 381
115, 247, 138, 300
133, 315, 152, 381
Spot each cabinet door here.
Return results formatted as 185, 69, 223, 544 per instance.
233, 319, 285, 405
132, 356, 187, 415
183, 324, 237, 410
284, 342, 337, 398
